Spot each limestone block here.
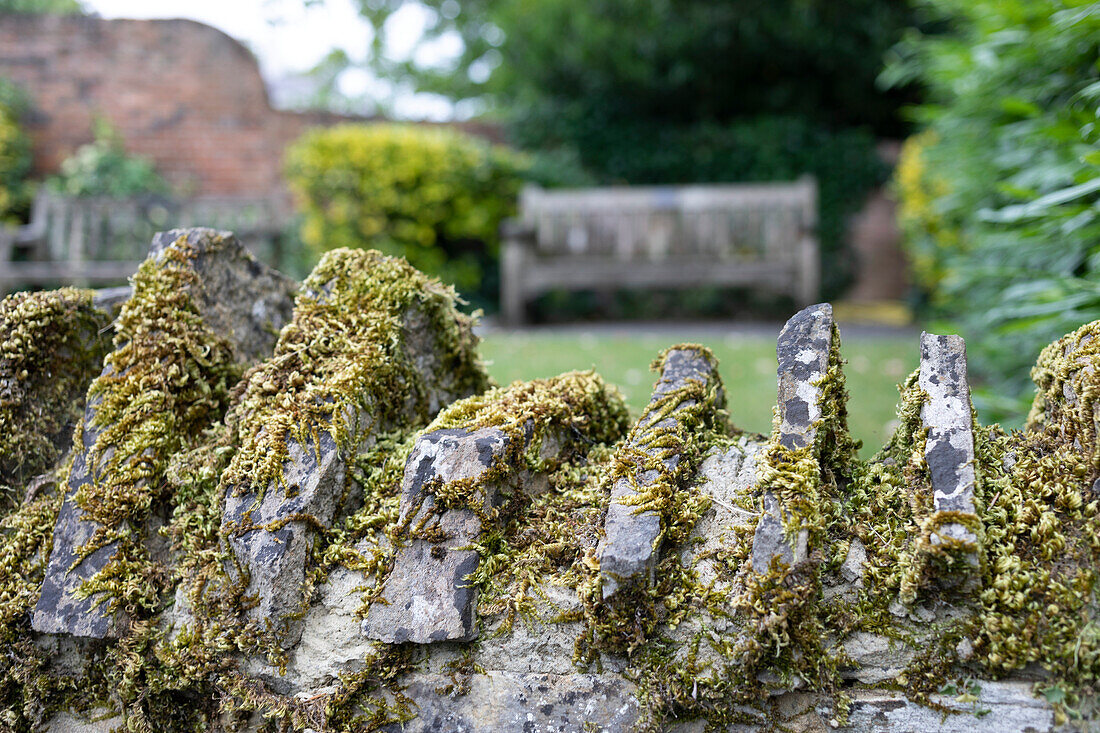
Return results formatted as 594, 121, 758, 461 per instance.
751, 303, 834, 573
382, 671, 640, 733
223, 432, 346, 644
362, 427, 509, 643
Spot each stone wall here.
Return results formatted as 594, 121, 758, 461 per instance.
0, 14, 501, 198
1, 227, 1098, 731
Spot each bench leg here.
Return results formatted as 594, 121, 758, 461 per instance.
796, 231, 820, 307
501, 240, 526, 326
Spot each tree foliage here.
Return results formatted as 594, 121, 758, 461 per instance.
0, 0, 84, 12
342, 0, 914, 300
891, 0, 1100, 420
355, 0, 917, 137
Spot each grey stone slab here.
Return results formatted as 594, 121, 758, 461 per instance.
147, 228, 297, 364
751, 303, 834, 574
222, 431, 346, 646
363, 427, 508, 644
32, 394, 121, 638
33, 229, 295, 639
381, 671, 640, 733
598, 347, 722, 600
776, 303, 834, 450
918, 333, 979, 547
42, 708, 125, 733
827, 680, 1060, 732
89, 286, 132, 315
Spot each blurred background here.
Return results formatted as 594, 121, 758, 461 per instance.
0, 0, 1097, 450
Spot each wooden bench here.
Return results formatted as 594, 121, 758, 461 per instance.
500, 177, 819, 324
0, 192, 289, 293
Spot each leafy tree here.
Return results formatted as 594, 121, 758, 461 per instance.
353, 0, 917, 136
891, 0, 1100, 420
0, 0, 84, 12
337, 0, 914, 299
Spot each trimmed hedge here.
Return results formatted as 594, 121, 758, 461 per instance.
0, 80, 31, 224
285, 124, 529, 311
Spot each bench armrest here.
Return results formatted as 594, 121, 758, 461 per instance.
499, 217, 535, 243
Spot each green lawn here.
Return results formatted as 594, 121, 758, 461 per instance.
479, 329, 918, 456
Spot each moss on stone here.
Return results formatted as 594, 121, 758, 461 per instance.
73, 236, 243, 621
0, 288, 111, 501
220, 247, 489, 499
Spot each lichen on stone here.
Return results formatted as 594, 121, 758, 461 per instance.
0, 288, 111, 502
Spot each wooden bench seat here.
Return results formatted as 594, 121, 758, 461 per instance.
500, 177, 819, 324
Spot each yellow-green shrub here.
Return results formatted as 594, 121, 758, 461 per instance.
893, 130, 961, 298
0, 80, 32, 224
285, 124, 528, 309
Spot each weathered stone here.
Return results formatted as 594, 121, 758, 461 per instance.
33, 229, 295, 639
841, 536, 867, 583
90, 286, 132, 315
919, 333, 980, 549
827, 680, 1062, 732
751, 303, 834, 574
42, 709, 125, 733
223, 431, 346, 644
839, 631, 913, 684
681, 438, 765, 587
221, 251, 488, 648
146, 228, 297, 363
381, 671, 640, 733
598, 347, 722, 599
362, 427, 509, 643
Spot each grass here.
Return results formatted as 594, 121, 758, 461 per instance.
479, 329, 918, 456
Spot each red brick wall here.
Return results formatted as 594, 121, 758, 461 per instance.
0, 14, 501, 198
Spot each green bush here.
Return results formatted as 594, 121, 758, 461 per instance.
891, 0, 1100, 421
0, 79, 32, 225
48, 119, 168, 198
512, 116, 887, 299
285, 123, 529, 311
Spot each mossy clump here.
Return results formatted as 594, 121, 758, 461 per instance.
577, 345, 731, 661
75, 237, 243, 622
220, 247, 489, 498
1027, 320, 1100, 466
0, 288, 111, 501
388, 371, 631, 629
411, 370, 629, 514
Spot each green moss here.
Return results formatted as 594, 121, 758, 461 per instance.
0, 288, 111, 501
87, 249, 492, 729
220, 247, 488, 500
574, 345, 730, 662
73, 236, 243, 621
378, 371, 630, 632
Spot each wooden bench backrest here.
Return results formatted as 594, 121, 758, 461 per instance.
519, 177, 816, 262
1, 193, 289, 289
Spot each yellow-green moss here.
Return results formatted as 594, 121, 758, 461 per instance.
0, 288, 111, 500
73, 237, 242, 621
220, 248, 487, 498
573, 346, 730, 663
